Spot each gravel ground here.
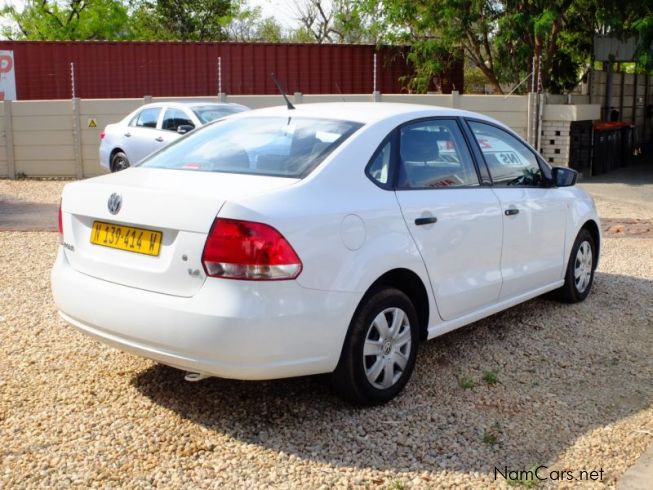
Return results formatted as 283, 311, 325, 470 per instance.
0, 180, 67, 232
1, 180, 652, 489
0, 179, 68, 205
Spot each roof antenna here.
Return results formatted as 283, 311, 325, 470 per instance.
335, 83, 346, 102
271, 73, 295, 110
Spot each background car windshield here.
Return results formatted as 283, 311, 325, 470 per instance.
192, 105, 248, 123
139, 116, 362, 178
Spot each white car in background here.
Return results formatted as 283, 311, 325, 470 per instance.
99, 102, 249, 172
53, 103, 600, 405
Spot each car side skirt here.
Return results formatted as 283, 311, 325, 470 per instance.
426, 280, 564, 340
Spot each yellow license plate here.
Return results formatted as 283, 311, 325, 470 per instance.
90, 221, 162, 256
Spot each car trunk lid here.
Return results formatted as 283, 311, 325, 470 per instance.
60, 168, 298, 296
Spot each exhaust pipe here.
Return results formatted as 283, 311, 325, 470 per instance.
184, 371, 210, 382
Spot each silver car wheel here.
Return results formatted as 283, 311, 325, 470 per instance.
574, 240, 593, 293
363, 307, 412, 390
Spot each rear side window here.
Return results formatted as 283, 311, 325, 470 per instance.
162, 108, 194, 132
367, 139, 393, 186
398, 119, 479, 189
131, 108, 161, 128
139, 116, 362, 178
468, 121, 545, 187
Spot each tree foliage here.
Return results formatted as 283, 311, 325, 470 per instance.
359, 0, 652, 94
1, 0, 131, 40
594, 0, 653, 70
129, 0, 234, 41
225, 3, 284, 42
357, 0, 588, 94
291, 0, 377, 43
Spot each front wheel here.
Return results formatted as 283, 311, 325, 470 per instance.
556, 228, 596, 303
331, 288, 419, 406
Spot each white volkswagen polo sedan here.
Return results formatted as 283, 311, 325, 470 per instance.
52, 103, 600, 405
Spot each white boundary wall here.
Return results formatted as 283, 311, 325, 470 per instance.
2, 93, 534, 178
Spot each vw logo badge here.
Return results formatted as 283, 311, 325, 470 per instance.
107, 193, 122, 215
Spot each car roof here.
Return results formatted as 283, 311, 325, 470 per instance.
242, 102, 503, 126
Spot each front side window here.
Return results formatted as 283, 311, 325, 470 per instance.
468, 121, 545, 187
139, 116, 362, 178
131, 108, 161, 129
398, 119, 479, 189
162, 108, 194, 132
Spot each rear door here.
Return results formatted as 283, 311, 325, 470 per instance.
393, 118, 503, 321
465, 120, 567, 299
122, 107, 161, 164
153, 107, 196, 151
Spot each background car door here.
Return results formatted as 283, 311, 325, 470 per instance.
393, 119, 504, 321
154, 107, 196, 150
123, 107, 161, 163
466, 120, 568, 299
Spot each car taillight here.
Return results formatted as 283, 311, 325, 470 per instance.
58, 202, 63, 239
201, 218, 302, 280
99, 131, 105, 140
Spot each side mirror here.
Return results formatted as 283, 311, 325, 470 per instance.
552, 166, 578, 187
177, 124, 194, 135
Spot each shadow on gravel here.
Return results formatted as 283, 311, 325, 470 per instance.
0, 199, 59, 231
132, 272, 653, 475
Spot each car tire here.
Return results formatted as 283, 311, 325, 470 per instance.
111, 152, 130, 172
555, 228, 596, 303
331, 287, 419, 406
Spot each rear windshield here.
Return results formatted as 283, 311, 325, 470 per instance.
139, 116, 362, 178
192, 105, 247, 123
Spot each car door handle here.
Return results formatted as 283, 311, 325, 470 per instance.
124, 132, 131, 137
505, 208, 520, 216
415, 217, 438, 226
154, 136, 164, 142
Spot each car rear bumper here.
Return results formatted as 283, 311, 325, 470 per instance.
51, 248, 359, 380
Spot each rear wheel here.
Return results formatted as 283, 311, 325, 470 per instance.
556, 228, 596, 303
111, 151, 130, 172
331, 288, 419, 405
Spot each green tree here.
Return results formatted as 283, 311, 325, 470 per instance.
493, 1, 589, 93
594, 0, 653, 71
1, 0, 130, 40
360, 0, 652, 94
357, 0, 503, 92
226, 2, 284, 42
290, 0, 377, 43
257, 17, 284, 42
129, 0, 234, 41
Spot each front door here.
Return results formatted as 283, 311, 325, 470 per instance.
466, 120, 567, 299
154, 107, 195, 151
394, 118, 504, 321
